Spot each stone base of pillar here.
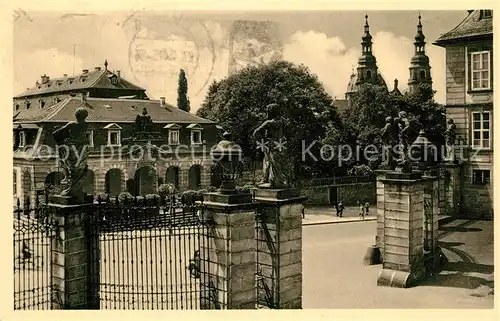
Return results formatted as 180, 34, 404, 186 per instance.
253, 187, 306, 309
377, 264, 426, 288
363, 244, 382, 265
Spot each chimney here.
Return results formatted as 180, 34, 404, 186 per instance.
160, 97, 166, 107
82, 69, 89, 74
116, 70, 121, 81
40, 74, 50, 84
394, 78, 399, 90
95, 67, 101, 71
63, 74, 68, 78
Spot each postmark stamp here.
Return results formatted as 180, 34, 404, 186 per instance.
126, 11, 216, 100
228, 20, 283, 75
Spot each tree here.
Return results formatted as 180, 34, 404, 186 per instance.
340, 82, 446, 167
197, 60, 345, 180
177, 69, 190, 112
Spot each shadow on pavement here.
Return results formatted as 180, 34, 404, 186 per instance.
439, 226, 483, 233
421, 272, 494, 290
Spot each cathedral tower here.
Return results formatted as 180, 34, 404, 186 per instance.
346, 15, 387, 106
408, 14, 433, 92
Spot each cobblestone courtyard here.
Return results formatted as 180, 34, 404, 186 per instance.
303, 219, 494, 309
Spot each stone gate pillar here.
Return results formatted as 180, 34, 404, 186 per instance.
253, 188, 305, 309
49, 197, 99, 309
200, 191, 256, 309
377, 171, 426, 288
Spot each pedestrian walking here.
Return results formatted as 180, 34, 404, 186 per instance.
358, 201, 365, 219
364, 202, 370, 216
337, 202, 344, 217
301, 204, 305, 219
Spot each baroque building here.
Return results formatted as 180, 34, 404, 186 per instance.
433, 9, 493, 217
13, 61, 220, 206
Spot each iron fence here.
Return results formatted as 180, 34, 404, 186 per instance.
90, 195, 218, 310
13, 196, 59, 310
296, 175, 375, 188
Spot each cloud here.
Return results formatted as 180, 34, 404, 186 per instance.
283, 31, 360, 100
282, 30, 446, 104
14, 48, 84, 94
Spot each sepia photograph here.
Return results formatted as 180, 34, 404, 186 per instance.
10, 6, 494, 312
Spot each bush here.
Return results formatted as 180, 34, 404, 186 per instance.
158, 183, 176, 195
181, 190, 204, 205
117, 192, 134, 204
94, 194, 108, 203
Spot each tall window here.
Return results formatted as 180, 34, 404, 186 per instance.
471, 51, 490, 90
18, 131, 26, 148
472, 169, 490, 185
13, 169, 18, 196
168, 130, 179, 145
472, 112, 490, 149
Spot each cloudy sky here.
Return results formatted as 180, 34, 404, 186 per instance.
14, 10, 466, 111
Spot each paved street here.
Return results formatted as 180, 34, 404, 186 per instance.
303, 219, 494, 309
302, 205, 376, 225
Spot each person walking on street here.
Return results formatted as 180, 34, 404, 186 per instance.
358, 201, 365, 219
364, 202, 370, 216
301, 204, 305, 219
337, 202, 344, 218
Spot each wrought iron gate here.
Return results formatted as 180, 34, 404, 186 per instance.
13, 197, 58, 310
255, 204, 280, 309
90, 195, 215, 309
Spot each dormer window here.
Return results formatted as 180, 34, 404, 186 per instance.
26, 102, 31, 109
104, 123, 122, 146
187, 123, 203, 145
40, 100, 45, 108
164, 123, 181, 145
109, 74, 118, 85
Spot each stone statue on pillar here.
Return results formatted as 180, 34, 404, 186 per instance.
252, 103, 290, 189
394, 111, 412, 173
52, 107, 90, 202
444, 118, 456, 161
380, 116, 399, 170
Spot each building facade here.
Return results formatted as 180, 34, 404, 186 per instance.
433, 9, 493, 217
13, 61, 220, 206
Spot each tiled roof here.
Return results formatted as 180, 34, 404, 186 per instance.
434, 10, 493, 45
14, 67, 145, 98
14, 97, 215, 124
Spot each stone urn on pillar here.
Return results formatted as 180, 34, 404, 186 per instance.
206, 132, 252, 204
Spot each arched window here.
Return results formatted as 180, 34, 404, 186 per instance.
366, 70, 372, 79
420, 70, 426, 79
